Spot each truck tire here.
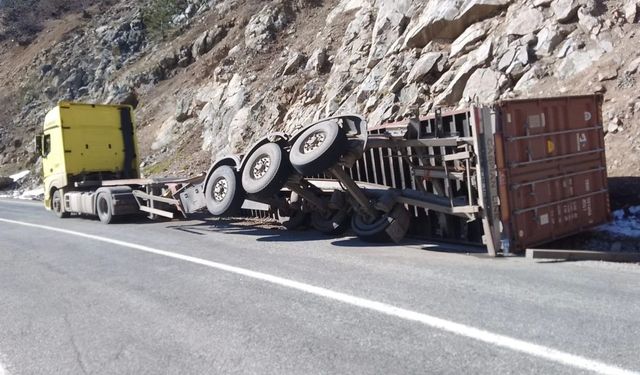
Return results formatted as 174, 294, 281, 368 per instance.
205, 165, 245, 217
52, 189, 70, 218
351, 204, 410, 243
311, 207, 350, 236
96, 192, 115, 224
241, 142, 292, 198
289, 121, 348, 176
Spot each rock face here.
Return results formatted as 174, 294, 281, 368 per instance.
404, 0, 512, 48
244, 3, 291, 51
2, 0, 640, 181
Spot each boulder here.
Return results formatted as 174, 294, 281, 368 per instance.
436, 39, 493, 104
499, 45, 529, 79
326, 0, 368, 24
367, 0, 411, 68
598, 66, 618, 82
450, 22, 488, 57
175, 97, 191, 122
282, 52, 306, 76
556, 48, 604, 79
506, 7, 545, 35
462, 68, 508, 103
305, 48, 328, 73
578, 7, 601, 35
151, 118, 178, 151
624, 56, 640, 74
403, 0, 511, 49
535, 24, 568, 56
551, 0, 580, 23
513, 65, 545, 91
406, 52, 444, 83
192, 31, 210, 58
245, 3, 291, 51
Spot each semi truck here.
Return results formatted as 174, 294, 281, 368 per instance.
36, 97, 611, 255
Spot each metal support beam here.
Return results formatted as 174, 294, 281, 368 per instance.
328, 166, 378, 220
285, 179, 330, 216
138, 205, 174, 219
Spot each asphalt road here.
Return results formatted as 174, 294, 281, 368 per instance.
0, 198, 639, 375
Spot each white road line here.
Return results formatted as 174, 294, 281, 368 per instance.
0, 218, 637, 375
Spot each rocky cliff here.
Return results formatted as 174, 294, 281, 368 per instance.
1, 0, 640, 190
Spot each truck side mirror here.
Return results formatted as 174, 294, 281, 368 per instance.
35, 134, 43, 156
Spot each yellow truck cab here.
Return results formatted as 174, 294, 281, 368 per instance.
36, 102, 140, 220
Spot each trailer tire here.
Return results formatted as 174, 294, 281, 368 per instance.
52, 189, 69, 218
351, 204, 410, 243
205, 165, 245, 217
289, 121, 348, 175
241, 142, 291, 198
311, 206, 350, 235
96, 192, 115, 224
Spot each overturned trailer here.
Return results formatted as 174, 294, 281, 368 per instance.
193, 95, 610, 255
39, 97, 609, 256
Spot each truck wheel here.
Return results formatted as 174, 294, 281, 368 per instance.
289, 120, 348, 176
351, 204, 410, 243
205, 165, 245, 217
241, 142, 292, 198
96, 193, 115, 224
52, 189, 69, 218
311, 207, 350, 236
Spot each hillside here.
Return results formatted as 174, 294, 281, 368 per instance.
1, 0, 639, 204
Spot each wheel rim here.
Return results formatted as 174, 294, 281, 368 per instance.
301, 130, 326, 154
251, 154, 271, 180
212, 177, 229, 202
53, 193, 61, 213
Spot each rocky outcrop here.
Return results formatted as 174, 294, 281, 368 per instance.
244, 3, 291, 51
404, 0, 512, 48
3, 0, 640, 181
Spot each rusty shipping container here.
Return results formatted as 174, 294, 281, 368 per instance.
347, 95, 610, 254
493, 95, 610, 252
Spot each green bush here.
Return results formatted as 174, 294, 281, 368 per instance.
142, 0, 187, 40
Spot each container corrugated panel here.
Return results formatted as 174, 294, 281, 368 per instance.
496, 95, 610, 251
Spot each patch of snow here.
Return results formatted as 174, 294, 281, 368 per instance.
18, 186, 44, 200
9, 170, 29, 181
597, 206, 640, 238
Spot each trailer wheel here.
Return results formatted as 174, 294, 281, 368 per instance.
311, 207, 350, 235
52, 189, 69, 218
351, 204, 410, 243
205, 165, 245, 217
289, 121, 348, 175
241, 142, 292, 198
96, 193, 115, 224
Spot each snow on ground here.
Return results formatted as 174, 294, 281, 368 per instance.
16, 186, 44, 200
597, 206, 640, 238
9, 170, 29, 181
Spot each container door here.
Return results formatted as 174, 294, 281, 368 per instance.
495, 95, 610, 251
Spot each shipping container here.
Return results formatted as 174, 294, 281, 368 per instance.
495, 95, 610, 251
351, 95, 610, 253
